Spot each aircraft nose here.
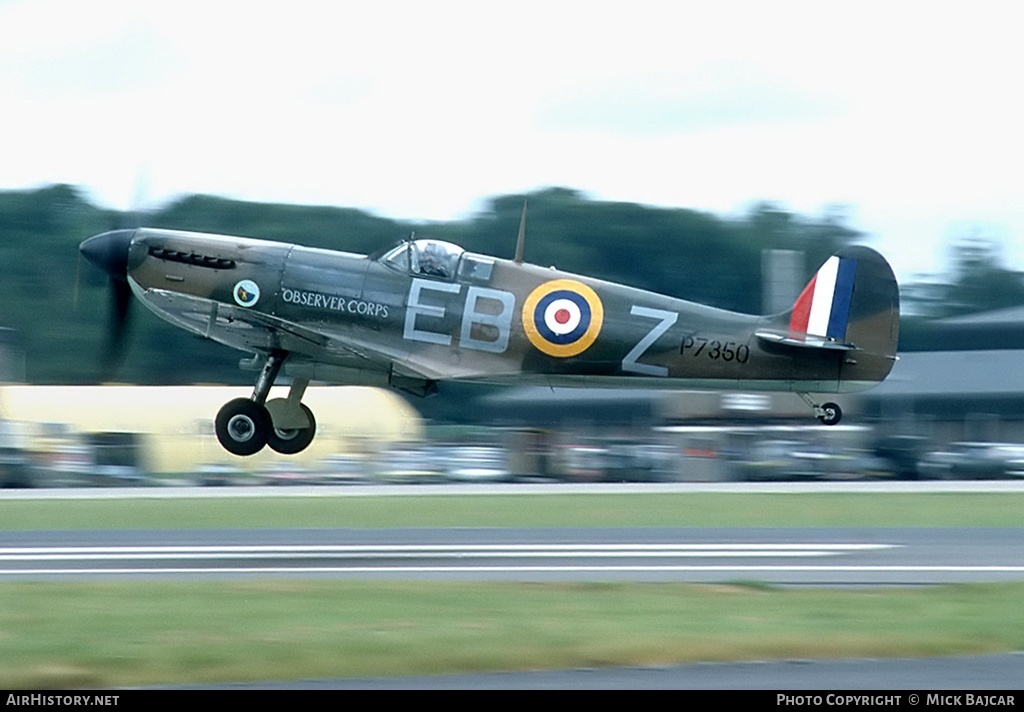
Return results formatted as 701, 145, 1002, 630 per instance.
80, 229, 135, 281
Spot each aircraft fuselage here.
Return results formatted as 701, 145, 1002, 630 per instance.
122, 228, 898, 395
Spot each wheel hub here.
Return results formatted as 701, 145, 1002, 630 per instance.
227, 415, 257, 442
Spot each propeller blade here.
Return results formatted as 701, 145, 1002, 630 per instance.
79, 230, 136, 380
100, 279, 133, 379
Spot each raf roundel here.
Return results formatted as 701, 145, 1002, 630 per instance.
233, 280, 260, 308
522, 279, 604, 357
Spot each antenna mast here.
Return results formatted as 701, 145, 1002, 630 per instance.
514, 200, 527, 265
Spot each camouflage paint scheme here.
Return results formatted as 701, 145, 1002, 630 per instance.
81, 227, 900, 455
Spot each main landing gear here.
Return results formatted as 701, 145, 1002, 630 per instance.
798, 393, 843, 426
215, 350, 318, 456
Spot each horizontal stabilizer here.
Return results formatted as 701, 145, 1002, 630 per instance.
755, 330, 857, 351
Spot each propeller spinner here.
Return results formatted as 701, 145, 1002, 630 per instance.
79, 229, 134, 280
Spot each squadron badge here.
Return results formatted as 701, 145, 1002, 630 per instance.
522, 279, 604, 357
233, 280, 260, 308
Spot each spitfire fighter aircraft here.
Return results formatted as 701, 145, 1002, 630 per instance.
79, 214, 900, 456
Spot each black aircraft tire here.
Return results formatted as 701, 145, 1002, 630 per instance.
818, 402, 842, 426
267, 404, 317, 455
216, 398, 271, 456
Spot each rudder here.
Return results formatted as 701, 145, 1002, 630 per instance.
789, 253, 859, 341
790, 245, 901, 387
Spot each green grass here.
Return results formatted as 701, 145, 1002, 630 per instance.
2, 580, 1023, 688
1, 491, 1022, 529
1, 491, 1022, 687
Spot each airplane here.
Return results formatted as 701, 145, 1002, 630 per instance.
79, 210, 900, 456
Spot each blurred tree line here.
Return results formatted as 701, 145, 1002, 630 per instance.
900, 235, 1024, 318
0, 184, 1020, 385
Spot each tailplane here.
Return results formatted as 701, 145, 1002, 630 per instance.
757, 245, 900, 386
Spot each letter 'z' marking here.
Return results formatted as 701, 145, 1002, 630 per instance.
622, 306, 678, 377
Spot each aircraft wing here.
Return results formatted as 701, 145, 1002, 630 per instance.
136, 287, 389, 370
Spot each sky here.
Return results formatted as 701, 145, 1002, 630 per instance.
2, 0, 1023, 285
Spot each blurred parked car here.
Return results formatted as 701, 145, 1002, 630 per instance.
82, 432, 147, 486
444, 445, 509, 482
194, 463, 244, 487
1002, 446, 1024, 479
256, 461, 314, 486
603, 441, 676, 482
0, 445, 34, 488
732, 440, 801, 481
374, 445, 445, 483
557, 444, 607, 481
89, 463, 147, 486
917, 449, 958, 480
956, 443, 1024, 479
872, 435, 926, 480
313, 454, 371, 485
919, 442, 1024, 480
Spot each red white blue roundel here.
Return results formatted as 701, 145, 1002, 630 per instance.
522, 279, 604, 357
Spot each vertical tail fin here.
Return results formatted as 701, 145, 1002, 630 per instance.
786, 245, 900, 387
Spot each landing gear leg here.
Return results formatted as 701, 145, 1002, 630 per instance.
251, 349, 287, 407
265, 377, 317, 455
215, 350, 286, 456
798, 393, 843, 426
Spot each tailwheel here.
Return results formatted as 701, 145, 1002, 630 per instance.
216, 398, 271, 456
267, 403, 317, 455
817, 401, 843, 426
798, 393, 843, 427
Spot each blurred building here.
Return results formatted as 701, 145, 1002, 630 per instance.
762, 249, 804, 314
860, 307, 1024, 443
479, 386, 867, 482
480, 386, 828, 428
0, 385, 423, 478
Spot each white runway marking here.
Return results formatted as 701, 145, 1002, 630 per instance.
4, 542, 1020, 581
0, 543, 897, 558
0, 543, 897, 566
5, 566, 1024, 577
0, 542, 909, 576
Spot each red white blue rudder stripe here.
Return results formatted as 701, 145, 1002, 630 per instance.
789, 256, 858, 340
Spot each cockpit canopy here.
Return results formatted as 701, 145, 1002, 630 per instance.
380, 239, 494, 283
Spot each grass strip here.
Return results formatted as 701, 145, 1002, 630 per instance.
1, 492, 1023, 530
2, 580, 1023, 688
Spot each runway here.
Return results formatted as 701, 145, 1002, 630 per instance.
2, 526, 1023, 585
3, 485, 1022, 688
241, 654, 1024, 691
